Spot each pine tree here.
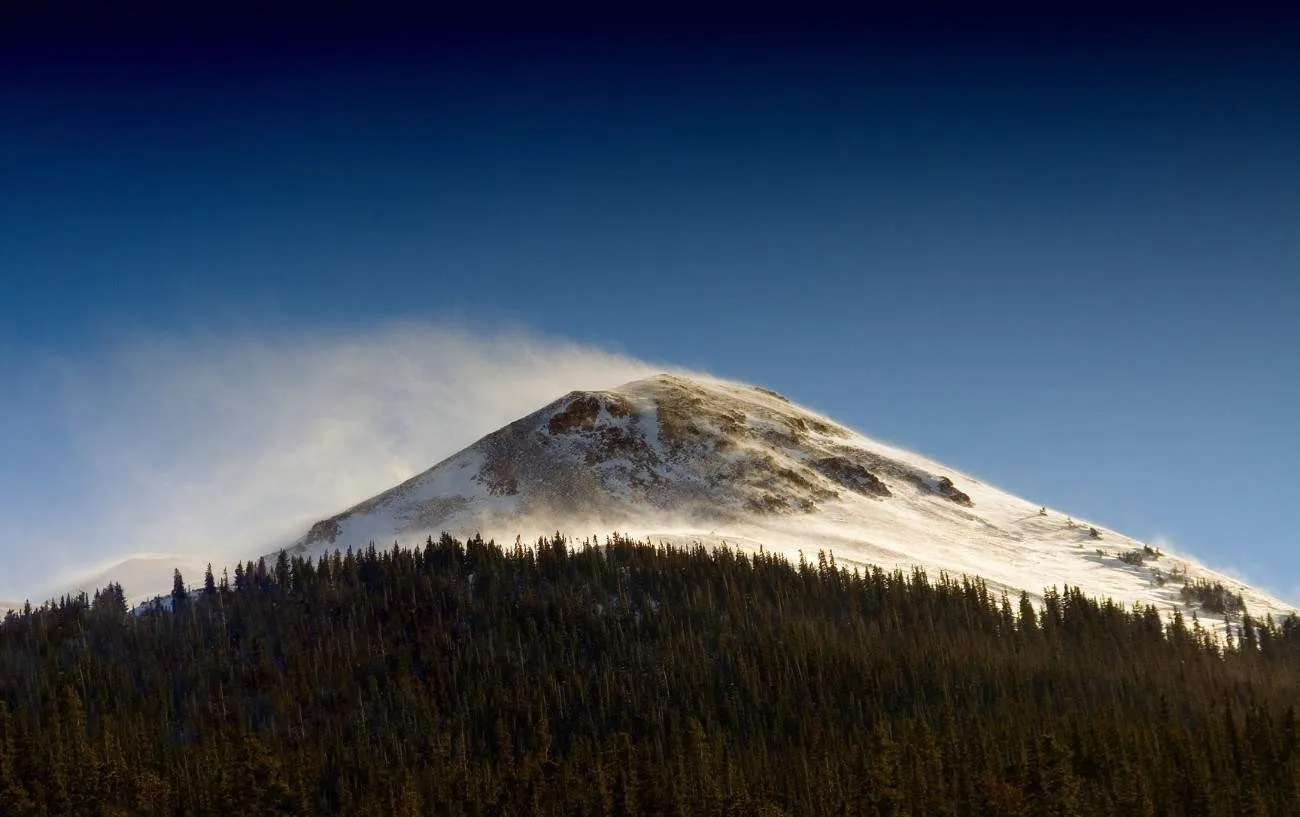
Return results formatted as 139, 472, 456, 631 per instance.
0, 702, 35, 816
171, 568, 187, 610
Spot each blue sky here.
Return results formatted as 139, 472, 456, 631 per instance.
1, 11, 1298, 601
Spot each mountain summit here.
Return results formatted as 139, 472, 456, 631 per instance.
286, 373, 1295, 629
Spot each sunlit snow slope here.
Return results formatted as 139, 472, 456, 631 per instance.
283, 373, 1296, 630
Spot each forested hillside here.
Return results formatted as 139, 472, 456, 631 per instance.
2, 534, 1299, 816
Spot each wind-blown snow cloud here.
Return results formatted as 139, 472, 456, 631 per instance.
2, 322, 665, 601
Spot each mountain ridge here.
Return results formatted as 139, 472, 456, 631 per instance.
281, 373, 1297, 631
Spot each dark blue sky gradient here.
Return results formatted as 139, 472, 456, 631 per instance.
2, 7, 1298, 596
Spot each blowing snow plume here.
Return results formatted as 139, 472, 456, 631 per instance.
0, 322, 664, 602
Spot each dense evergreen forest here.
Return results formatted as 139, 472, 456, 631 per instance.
2, 533, 1299, 816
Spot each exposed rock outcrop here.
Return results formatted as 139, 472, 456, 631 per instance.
814, 456, 891, 498
934, 476, 974, 507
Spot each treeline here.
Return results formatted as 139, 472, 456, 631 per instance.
1, 533, 1299, 816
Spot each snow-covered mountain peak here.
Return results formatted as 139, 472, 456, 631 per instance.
285, 372, 1297, 632
291, 373, 958, 545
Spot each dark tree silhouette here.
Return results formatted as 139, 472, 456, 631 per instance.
0, 533, 1297, 815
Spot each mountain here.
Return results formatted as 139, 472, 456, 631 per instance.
283, 373, 1296, 629
69, 555, 210, 600
6, 555, 212, 610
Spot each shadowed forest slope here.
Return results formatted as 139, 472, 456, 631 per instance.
2, 534, 1300, 815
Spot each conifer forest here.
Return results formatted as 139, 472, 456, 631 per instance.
2, 534, 1299, 815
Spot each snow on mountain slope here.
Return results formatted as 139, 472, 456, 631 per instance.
68, 556, 211, 603
4, 555, 213, 610
282, 373, 1297, 631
